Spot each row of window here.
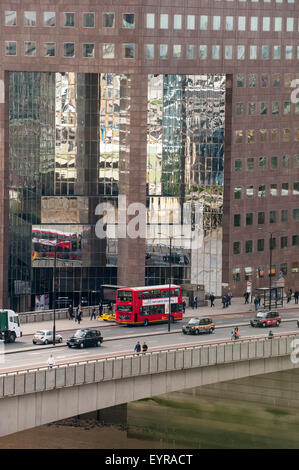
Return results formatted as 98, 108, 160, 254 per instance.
236, 100, 299, 117
232, 263, 297, 284
5, 9, 298, 31
4, 11, 135, 29
234, 209, 299, 227
234, 155, 299, 172
234, 183, 297, 199
235, 128, 299, 144
236, 72, 297, 88
5, 41, 299, 61
4, 42, 132, 59
233, 235, 297, 255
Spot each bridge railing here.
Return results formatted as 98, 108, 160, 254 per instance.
0, 332, 298, 399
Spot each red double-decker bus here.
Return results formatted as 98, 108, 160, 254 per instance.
116, 285, 183, 326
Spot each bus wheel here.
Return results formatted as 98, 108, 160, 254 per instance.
144, 319, 149, 327
9, 332, 16, 343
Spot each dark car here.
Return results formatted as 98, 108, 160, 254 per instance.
182, 317, 215, 335
67, 329, 103, 348
250, 311, 281, 328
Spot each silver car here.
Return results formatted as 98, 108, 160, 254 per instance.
32, 330, 63, 345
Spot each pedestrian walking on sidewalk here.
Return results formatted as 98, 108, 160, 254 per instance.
221, 295, 226, 309
48, 353, 55, 369
68, 304, 73, 320
254, 296, 259, 312
77, 306, 82, 324
194, 295, 198, 309
90, 307, 96, 320
227, 291, 232, 305
182, 300, 186, 313
295, 291, 299, 304
134, 341, 141, 355
142, 342, 148, 355
244, 292, 249, 304
209, 294, 215, 307
99, 301, 103, 316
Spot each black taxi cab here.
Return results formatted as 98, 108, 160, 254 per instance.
182, 317, 215, 335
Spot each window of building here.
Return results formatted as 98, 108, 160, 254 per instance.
238, 16, 246, 31
123, 13, 135, 28
213, 16, 221, 30
292, 262, 299, 273
248, 102, 256, 116
5, 11, 17, 26
236, 74, 245, 87
261, 74, 269, 88
282, 155, 290, 168
103, 13, 115, 28
225, 16, 234, 30
63, 43, 75, 57
292, 236, 299, 247
260, 102, 268, 115
247, 130, 255, 144
44, 12, 56, 27
160, 14, 168, 29
173, 45, 181, 59
235, 130, 243, 144
248, 73, 257, 88
270, 184, 278, 196
234, 187, 242, 199
24, 11, 36, 26
83, 12, 95, 28
263, 17, 270, 31
286, 45, 293, 60
186, 45, 195, 60
283, 102, 291, 115
257, 239, 264, 252
258, 184, 266, 197
250, 46, 257, 60
44, 42, 55, 57
212, 45, 220, 60
83, 43, 95, 58
187, 15, 195, 30
199, 45, 207, 59
274, 17, 282, 32
270, 156, 278, 170
294, 209, 299, 221
258, 156, 266, 170
24, 41, 36, 56
295, 155, 299, 168
225, 45, 233, 60
174, 14, 182, 29
200, 15, 208, 30
281, 237, 288, 250
236, 103, 243, 116
287, 17, 294, 32
233, 242, 241, 255
262, 45, 270, 60
246, 185, 254, 198
269, 211, 277, 224
63, 13, 75, 27
272, 74, 281, 87
5, 41, 17, 56
247, 158, 254, 171
250, 17, 258, 31
294, 182, 299, 195
281, 209, 288, 222
246, 213, 253, 226
237, 45, 245, 60
280, 263, 288, 276
234, 214, 241, 227
271, 129, 279, 143
232, 268, 241, 282
282, 183, 289, 196
123, 43, 135, 58
234, 159, 242, 172
160, 44, 168, 59
102, 43, 115, 59
272, 101, 279, 115
145, 44, 154, 59
245, 267, 253, 281
246, 240, 253, 253
259, 129, 267, 143
258, 212, 265, 224
146, 13, 155, 29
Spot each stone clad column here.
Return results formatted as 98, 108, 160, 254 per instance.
0, 71, 9, 307
118, 74, 147, 287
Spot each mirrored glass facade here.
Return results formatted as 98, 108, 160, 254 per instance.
9, 72, 130, 310
147, 75, 225, 295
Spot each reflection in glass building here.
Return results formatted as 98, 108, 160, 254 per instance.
146, 75, 225, 296
8, 71, 225, 310
9, 72, 128, 311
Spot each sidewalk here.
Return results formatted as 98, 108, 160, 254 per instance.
20, 296, 299, 336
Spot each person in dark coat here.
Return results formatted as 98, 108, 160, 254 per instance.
209, 294, 215, 307
134, 341, 141, 354
99, 301, 103, 316
90, 307, 96, 320
68, 304, 73, 320
222, 295, 226, 308
142, 342, 148, 354
182, 300, 186, 313
77, 305, 82, 324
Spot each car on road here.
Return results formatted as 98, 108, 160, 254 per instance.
101, 312, 116, 321
32, 330, 63, 345
250, 311, 281, 328
67, 329, 103, 349
182, 317, 215, 335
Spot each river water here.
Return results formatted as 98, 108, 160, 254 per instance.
1, 389, 299, 449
